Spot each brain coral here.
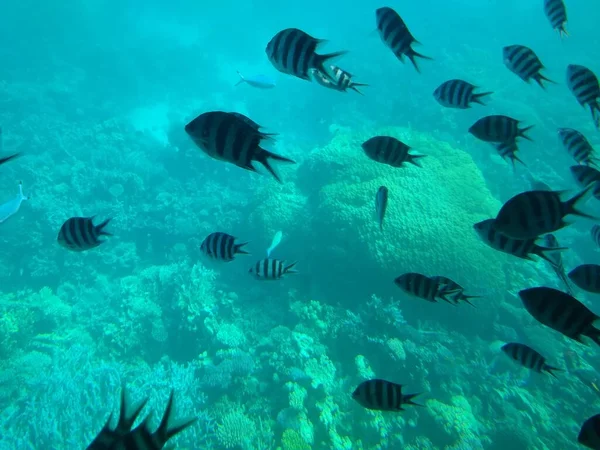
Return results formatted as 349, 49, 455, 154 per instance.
299, 126, 509, 301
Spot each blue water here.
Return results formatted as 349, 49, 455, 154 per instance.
0, 0, 599, 448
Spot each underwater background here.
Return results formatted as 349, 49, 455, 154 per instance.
0, 0, 599, 448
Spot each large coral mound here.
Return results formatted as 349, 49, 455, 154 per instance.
300, 125, 508, 300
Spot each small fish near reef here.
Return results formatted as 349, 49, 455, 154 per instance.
469, 115, 533, 144
559, 128, 599, 167
375, 186, 388, 230
0, 181, 28, 224
502, 45, 554, 89
394, 272, 460, 304
250, 258, 297, 280
352, 379, 421, 412
429, 275, 479, 306
362, 136, 425, 168
500, 342, 561, 378
566, 64, 600, 129
543, 0, 568, 38
266, 230, 283, 257
57, 216, 112, 252
200, 232, 249, 262
311, 66, 368, 94
433, 79, 492, 109
235, 71, 276, 89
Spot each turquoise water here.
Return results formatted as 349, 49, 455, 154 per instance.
0, 0, 599, 448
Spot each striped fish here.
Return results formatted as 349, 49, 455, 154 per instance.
500, 343, 561, 378
542, 234, 573, 295
394, 272, 460, 304
568, 264, 600, 294
352, 379, 421, 412
362, 136, 425, 168
265, 28, 346, 81
518, 287, 600, 345
569, 166, 600, 201
429, 275, 479, 306
57, 216, 112, 252
249, 258, 297, 280
473, 219, 565, 266
200, 232, 249, 262
503, 45, 554, 89
566, 65, 600, 129
376, 186, 388, 230
375, 7, 432, 73
433, 79, 492, 109
559, 128, 599, 167
493, 141, 525, 169
229, 112, 278, 140
88, 390, 197, 450
579, 414, 600, 449
185, 111, 295, 183
469, 115, 533, 143
591, 225, 600, 248
492, 186, 595, 240
311, 65, 368, 94
544, 0, 568, 38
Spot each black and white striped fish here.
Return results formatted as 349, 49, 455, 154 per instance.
362, 136, 425, 168
375, 7, 432, 73
57, 216, 112, 252
579, 414, 600, 449
433, 79, 492, 109
249, 258, 297, 280
311, 66, 368, 94
501, 343, 561, 378
376, 186, 388, 230
429, 275, 479, 307
492, 186, 595, 240
503, 45, 554, 89
519, 287, 600, 345
566, 65, 600, 129
200, 232, 249, 262
543, 234, 573, 295
394, 272, 459, 304
569, 264, 600, 294
230, 113, 277, 140
469, 115, 533, 143
265, 28, 346, 81
493, 141, 525, 169
87, 388, 196, 450
591, 225, 600, 248
473, 219, 564, 266
185, 111, 295, 183
570, 166, 600, 194
544, 0, 568, 38
352, 379, 421, 412
559, 128, 599, 167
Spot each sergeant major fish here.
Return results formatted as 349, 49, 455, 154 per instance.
235, 71, 276, 89
394, 272, 460, 304
200, 232, 249, 262
469, 115, 533, 143
429, 275, 479, 307
362, 136, 425, 168
503, 45, 554, 89
568, 264, 600, 294
566, 65, 600, 129
544, 0, 568, 38
493, 141, 525, 169
375, 186, 388, 230
500, 343, 561, 378
433, 79, 492, 109
352, 379, 421, 412
57, 216, 112, 252
250, 258, 297, 280
559, 128, 599, 167
311, 66, 368, 94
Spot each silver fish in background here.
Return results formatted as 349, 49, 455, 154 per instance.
473, 219, 564, 266
502, 45, 554, 89
568, 264, 600, 294
375, 186, 388, 230
429, 275, 479, 307
0, 181, 28, 224
591, 225, 600, 248
311, 66, 368, 94
362, 136, 425, 168
375, 7, 432, 73
433, 79, 492, 109
265, 28, 346, 81
469, 115, 533, 143
542, 234, 573, 295
493, 141, 525, 169
200, 232, 249, 262
57, 216, 112, 252
518, 287, 600, 345
566, 64, 600, 129
352, 379, 421, 412
559, 128, 599, 167
0, 127, 19, 167
250, 258, 297, 280
235, 71, 276, 89
185, 111, 295, 183
543, 0, 568, 38
492, 186, 595, 240
500, 343, 561, 378
394, 272, 459, 304
579, 414, 600, 449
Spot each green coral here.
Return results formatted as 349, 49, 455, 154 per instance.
281, 429, 310, 450
216, 409, 256, 449
305, 354, 336, 392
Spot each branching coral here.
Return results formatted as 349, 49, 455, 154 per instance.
216, 409, 256, 449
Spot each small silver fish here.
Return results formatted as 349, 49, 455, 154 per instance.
376, 186, 388, 230
0, 181, 27, 224
235, 71, 276, 89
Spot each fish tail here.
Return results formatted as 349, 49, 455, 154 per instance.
284, 261, 298, 274
402, 393, 423, 407
534, 245, 568, 267
315, 51, 348, 81
408, 154, 426, 167
518, 125, 534, 141
234, 242, 250, 255
96, 217, 113, 236
257, 148, 296, 183
406, 48, 433, 74
461, 295, 480, 307
471, 91, 493, 106
234, 71, 245, 86
566, 183, 599, 220
512, 153, 527, 168
117, 384, 148, 433
534, 73, 556, 90
0, 153, 20, 167
544, 365, 562, 379
558, 26, 569, 38
152, 391, 197, 446
350, 83, 368, 95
